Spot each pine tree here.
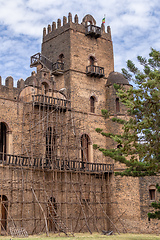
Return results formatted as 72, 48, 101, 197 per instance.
94, 48, 160, 177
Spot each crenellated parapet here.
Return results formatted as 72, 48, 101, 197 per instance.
5, 76, 13, 88
0, 68, 54, 101
0, 76, 19, 99
42, 13, 112, 42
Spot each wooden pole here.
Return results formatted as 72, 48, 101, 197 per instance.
31, 187, 49, 237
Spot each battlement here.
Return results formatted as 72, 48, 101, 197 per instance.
43, 13, 111, 43
0, 71, 38, 100
0, 73, 36, 90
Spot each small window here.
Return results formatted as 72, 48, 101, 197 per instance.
149, 186, 156, 201
90, 96, 95, 113
58, 53, 64, 63
116, 98, 120, 113
149, 189, 155, 201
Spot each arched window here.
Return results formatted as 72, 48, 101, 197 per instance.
89, 56, 95, 66
90, 96, 95, 113
58, 53, 64, 63
47, 197, 57, 232
149, 186, 156, 201
116, 98, 120, 113
0, 195, 8, 231
46, 127, 56, 163
81, 134, 89, 162
0, 123, 7, 155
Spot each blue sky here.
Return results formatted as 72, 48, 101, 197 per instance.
0, 0, 160, 86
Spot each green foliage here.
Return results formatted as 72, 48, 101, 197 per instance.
111, 117, 126, 124
95, 128, 103, 133
156, 184, 160, 192
113, 83, 121, 91
95, 48, 160, 177
93, 144, 99, 150
101, 109, 109, 119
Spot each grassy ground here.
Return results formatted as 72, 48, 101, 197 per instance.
0, 233, 160, 240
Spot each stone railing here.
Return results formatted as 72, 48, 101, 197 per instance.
86, 65, 104, 78
85, 24, 101, 38
0, 153, 114, 174
30, 53, 64, 75
33, 95, 70, 109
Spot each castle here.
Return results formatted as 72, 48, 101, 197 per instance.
0, 13, 159, 236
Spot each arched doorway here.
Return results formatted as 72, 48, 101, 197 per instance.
0, 195, 8, 232
41, 82, 49, 95
81, 134, 90, 162
89, 56, 95, 66
81, 134, 93, 165
47, 197, 57, 232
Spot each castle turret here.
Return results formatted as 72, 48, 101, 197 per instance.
106, 71, 131, 115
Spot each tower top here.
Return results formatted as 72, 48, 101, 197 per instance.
42, 13, 111, 42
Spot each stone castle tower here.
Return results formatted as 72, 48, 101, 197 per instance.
0, 13, 159, 236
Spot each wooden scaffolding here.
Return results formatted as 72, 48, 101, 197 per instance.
0, 87, 124, 236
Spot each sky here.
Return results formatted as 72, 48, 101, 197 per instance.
0, 0, 160, 86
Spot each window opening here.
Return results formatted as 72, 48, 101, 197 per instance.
81, 134, 89, 162
116, 98, 120, 113
58, 53, 64, 63
41, 82, 49, 95
89, 56, 95, 66
90, 96, 95, 113
149, 189, 155, 201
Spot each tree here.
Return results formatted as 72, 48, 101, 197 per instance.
94, 48, 160, 177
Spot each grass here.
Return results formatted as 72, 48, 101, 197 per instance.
0, 233, 160, 240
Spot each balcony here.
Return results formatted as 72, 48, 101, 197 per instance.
30, 53, 64, 75
0, 152, 114, 174
32, 94, 70, 111
52, 61, 64, 75
30, 53, 52, 69
86, 65, 105, 78
85, 25, 101, 38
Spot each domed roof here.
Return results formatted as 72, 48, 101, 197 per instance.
106, 71, 129, 86
25, 75, 38, 87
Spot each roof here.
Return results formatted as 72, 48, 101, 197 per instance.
25, 75, 38, 87
106, 71, 129, 86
